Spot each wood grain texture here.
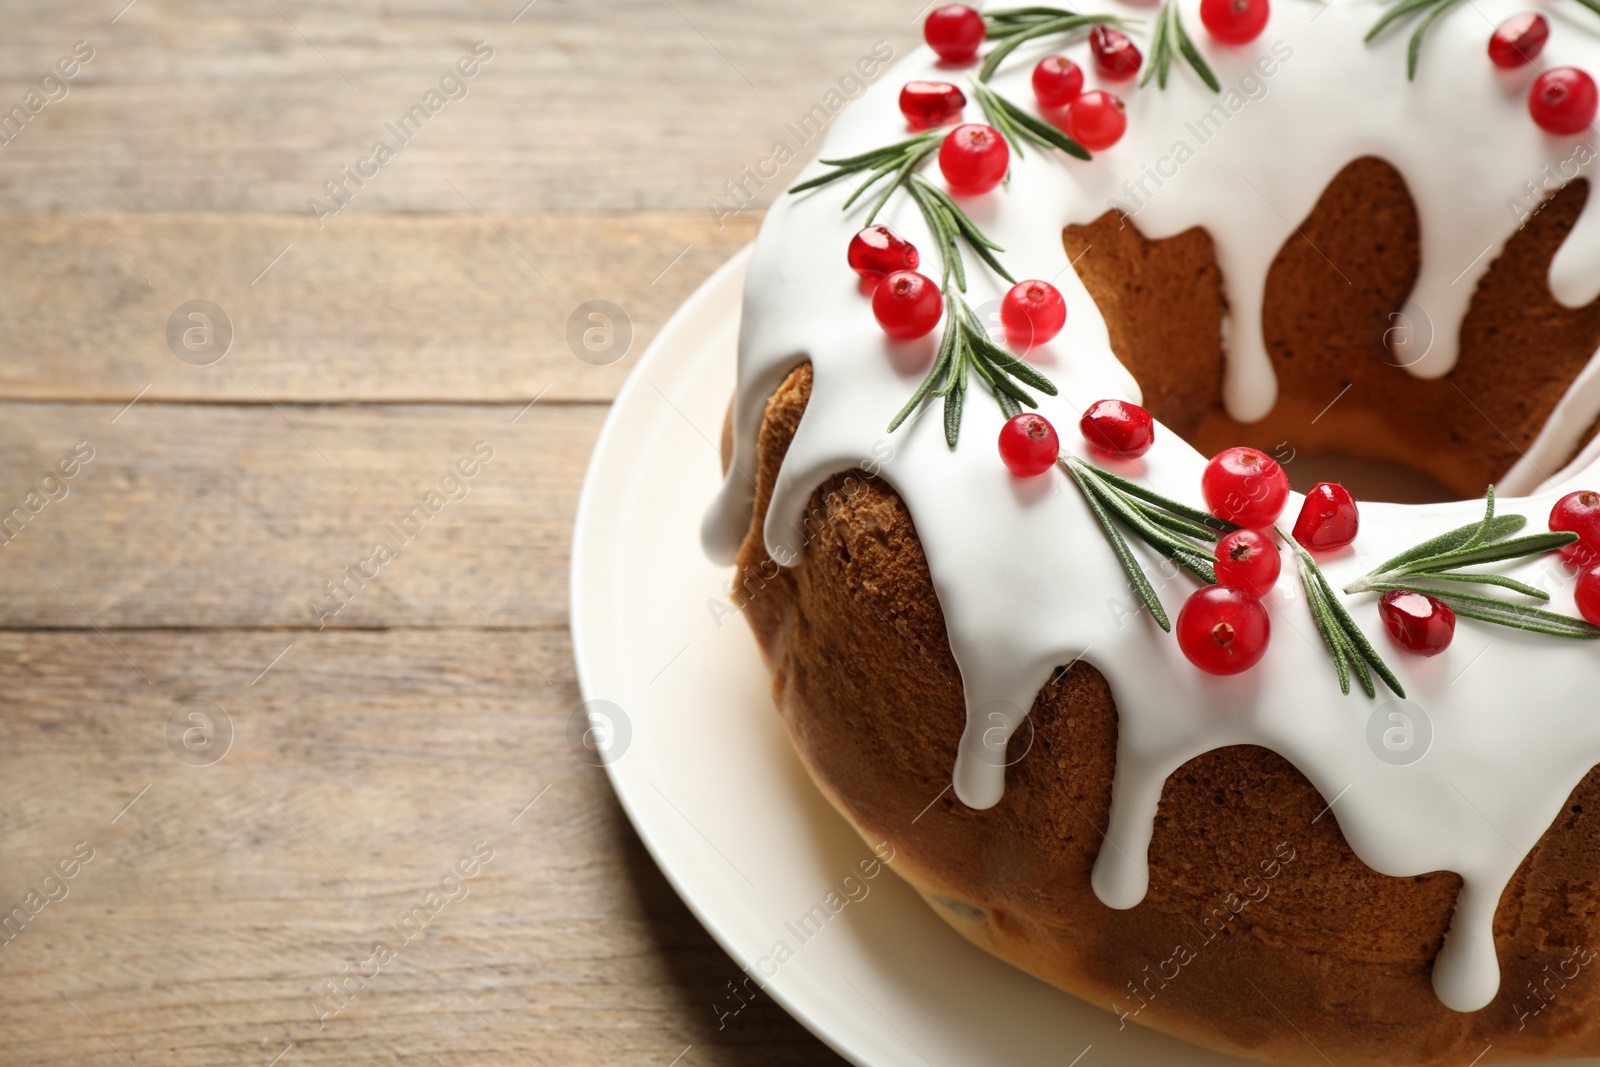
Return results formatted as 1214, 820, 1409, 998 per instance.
0, 631, 839, 1066
0, 0, 894, 1062
0, 212, 758, 402
0, 1, 919, 214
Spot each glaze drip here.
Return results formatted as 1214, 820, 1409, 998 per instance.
703, 0, 1600, 1014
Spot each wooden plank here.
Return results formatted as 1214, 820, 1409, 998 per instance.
0, 2, 919, 214
0, 629, 846, 1067
0, 400, 662, 631
0, 211, 756, 402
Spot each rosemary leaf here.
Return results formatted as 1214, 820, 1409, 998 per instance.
1406, 0, 1464, 79
968, 354, 1025, 418
943, 341, 968, 448
959, 318, 1059, 395
1303, 569, 1353, 696
1365, 0, 1446, 43
840, 160, 898, 212
1171, 3, 1222, 92
1131, 498, 1222, 542
1391, 570, 1550, 600
1314, 563, 1402, 697
1063, 459, 1173, 630
1383, 532, 1578, 579
1085, 464, 1238, 533
1364, 512, 1524, 575
862, 143, 939, 223
1075, 463, 1216, 581
886, 300, 958, 433
978, 14, 1090, 82
973, 83, 1091, 160
1282, 529, 1404, 698
815, 134, 939, 172
919, 181, 1006, 251
1140, 1, 1171, 88
1411, 588, 1600, 639
1460, 483, 1498, 551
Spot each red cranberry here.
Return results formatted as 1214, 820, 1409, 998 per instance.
1292, 482, 1360, 552
1032, 56, 1084, 108
1066, 91, 1127, 151
1214, 528, 1281, 598
939, 124, 1009, 195
1079, 399, 1154, 458
872, 270, 942, 340
1000, 280, 1066, 347
1379, 589, 1455, 657
1201, 447, 1290, 528
1090, 27, 1142, 80
1550, 489, 1600, 566
1489, 13, 1548, 68
848, 226, 920, 281
1177, 586, 1270, 675
1576, 565, 1600, 625
1200, 0, 1270, 44
925, 5, 985, 64
1530, 68, 1599, 135
900, 80, 967, 129
998, 413, 1059, 477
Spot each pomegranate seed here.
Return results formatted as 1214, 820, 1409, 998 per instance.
900, 81, 967, 129
871, 270, 942, 340
1090, 27, 1142, 80
1214, 529, 1281, 598
1079, 399, 1155, 458
1000, 280, 1066, 347
998, 413, 1059, 477
1201, 447, 1289, 528
939, 124, 1009, 194
1379, 589, 1455, 657
1177, 586, 1270, 675
1200, 0, 1270, 44
925, 5, 986, 64
1489, 12, 1548, 68
1066, 91, 1127, 151
1530, 68, 1599, 135
1292, 482, 1360, 551
1576, 565, 1600, 625
1550, 489, 1600, 566
1032, 55, 1084, 108
848, 226, 920, 281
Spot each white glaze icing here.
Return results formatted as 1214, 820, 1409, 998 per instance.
703, 0, 1600, 1014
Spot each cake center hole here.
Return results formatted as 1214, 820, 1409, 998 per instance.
1284, 452, 1456, 505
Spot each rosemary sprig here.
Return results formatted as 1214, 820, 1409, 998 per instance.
1280, 527, 1406, 699
1364, 0, 1465, 80
1142, 0, 1221, 91
888, 294, 1058, 444
971, 82, 1091, 160
904, 173, 1015, 291
978, 7, 1133, 83
790, 87, 1067, 445
790, 131, 944, 226
1060, 456, 1231, 630
790, 135, 1015, 295
1342, 487, 1600, 640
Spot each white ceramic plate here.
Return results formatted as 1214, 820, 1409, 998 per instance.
568, 248, 1588, 1067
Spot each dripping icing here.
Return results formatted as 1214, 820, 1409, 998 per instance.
702, 0, 1600, 1016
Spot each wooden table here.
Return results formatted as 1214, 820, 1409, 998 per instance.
0, 4, 922, 1063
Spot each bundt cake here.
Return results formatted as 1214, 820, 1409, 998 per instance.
702, 1, 1600, 1062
